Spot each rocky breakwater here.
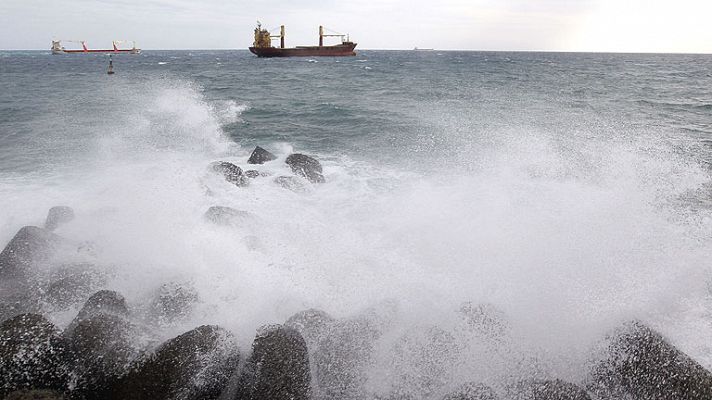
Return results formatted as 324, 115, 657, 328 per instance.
3, 177, 712, 400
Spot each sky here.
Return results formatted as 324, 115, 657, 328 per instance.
1, 0, 711, 52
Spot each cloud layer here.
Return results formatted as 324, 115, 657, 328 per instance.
1, 0, 710, 52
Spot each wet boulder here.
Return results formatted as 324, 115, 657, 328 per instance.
247, 146, 277, 164
274, 176, 306, 192
285, 308, 335, 350
508, 380, 591, 400
232, 325, 310, 400
204, 206, 252, 227
147, 282, 199, 326
285, 153, 325, 183
441, 382, 498, 400
1, 226, 63, 321
313, 300, 398, 400
388, 326, 459, 399
45, 206, 75, 231
65, 313, 144, 399
210, 161, 248, 187
0, 226, 63, 281
458, 302, 510, 340
44, 263, 106, 311
116, 325, 239, 400
0, 314, 69, 397
244, 170, 260, 178
5, 390, 65, 400
590, 321, 712, 400
66, 290, 129, 334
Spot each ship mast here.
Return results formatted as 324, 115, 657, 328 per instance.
319, 26, 348, 47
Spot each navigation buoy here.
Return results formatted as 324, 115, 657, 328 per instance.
107, 55, 115, 75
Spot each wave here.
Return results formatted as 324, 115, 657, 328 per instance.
1, 75, 712, 385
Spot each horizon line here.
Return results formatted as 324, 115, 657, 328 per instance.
2, 48, 712, 55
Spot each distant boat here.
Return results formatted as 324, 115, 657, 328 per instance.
51, 40, 141, 54
413, 47, 434, 51
249, 23, 356, 57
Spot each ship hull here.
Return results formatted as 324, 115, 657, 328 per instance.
52, 49, 140, 54
249, 43, 357, 57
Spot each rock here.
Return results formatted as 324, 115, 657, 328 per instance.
590, 321, 712, 400
44, 263, 106, 311
232, 325, 310, 400
247, 146, 277, 164
147, 282, 199, 326
5, 390, 65, 400
509, 380, 591, 400
0, 314, 69, 397
204, 206, 252, 226
244, 170, 260, 178
0, 226, 62, 280
442, 382, 498, 400
65, 313, 143, 399
388, 326, 459, 399
285, 308, 335, 350
274, 176, 306, 192
313, 301, 398, 400
313, 319, 375, 400
45, 206, 75, 231
458, 302, 509, 340
76, 290, 129, 319
210, 161, 248, 187
285, 153, 325, 183
0, 226, 63, 322
116, 325, 239, 400
66, 290, 129, 334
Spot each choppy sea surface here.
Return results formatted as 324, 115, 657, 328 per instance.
1, 50, 712, 384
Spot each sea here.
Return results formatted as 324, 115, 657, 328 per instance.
1, 50, 712, 389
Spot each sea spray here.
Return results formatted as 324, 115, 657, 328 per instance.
1, 51, 712, 397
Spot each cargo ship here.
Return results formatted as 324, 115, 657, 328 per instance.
249, 23, 356, 57
51, 40, 141, 54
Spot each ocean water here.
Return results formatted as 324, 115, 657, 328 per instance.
1, 50, 712, 390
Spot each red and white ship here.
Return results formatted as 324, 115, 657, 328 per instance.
51, 40, 141, 54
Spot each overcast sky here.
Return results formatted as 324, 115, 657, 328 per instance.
1, 0, 711, 52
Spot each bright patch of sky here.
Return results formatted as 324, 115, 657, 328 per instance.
0, 0, 710, 52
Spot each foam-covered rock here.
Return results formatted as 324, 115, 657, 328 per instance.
44, 263, 106, 311
285, 308, 335, 349
0, 226, 62, 281
285, 153, 325, 183
247, 146, 277, 164
1, 226, 64, 322
116, 325, 239, 400
210, 161, 248, 187
244, 170, 260, 178
313, 301, 398, 400
274, 176, 306, 192
65, 313, 143, 399
147, 282, 199, 326
66, 290, 129, 334
232, 325, 310, 400
44, 206, 75, 231
5, 390, 65, 400
0, 314, 69, 396
458, 302, 509, 340
388, 326, 459, 399
591, 321, 712, 399
204, 206, 252, 226
441, 382, 499, 400
509, 379, 591, 400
